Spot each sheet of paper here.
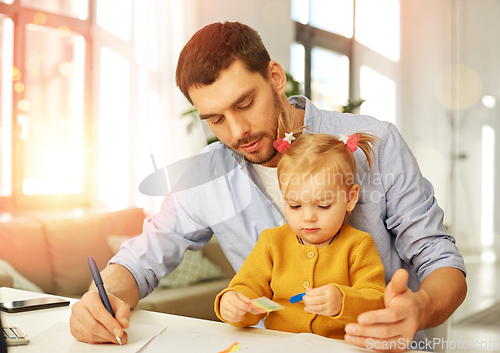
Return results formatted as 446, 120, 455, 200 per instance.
244, 332, 374, 353
140, 325, 283, 353
246, 333, 423, 352
12, 322, 166, 353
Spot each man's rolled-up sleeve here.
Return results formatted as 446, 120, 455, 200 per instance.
109, 192, 213, 299
381, 123, 466, 282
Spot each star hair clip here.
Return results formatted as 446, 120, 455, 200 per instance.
273, 132, 296, 153
339, 133, 359, 152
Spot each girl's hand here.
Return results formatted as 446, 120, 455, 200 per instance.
303, 285, 343, 317
219, 291, 252, 323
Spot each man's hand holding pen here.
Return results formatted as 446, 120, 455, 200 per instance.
70, 290, 130, 344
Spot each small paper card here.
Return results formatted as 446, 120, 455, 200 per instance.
246, 297, 284, 314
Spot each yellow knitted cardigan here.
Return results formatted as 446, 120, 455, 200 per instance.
215, 224, 386, 339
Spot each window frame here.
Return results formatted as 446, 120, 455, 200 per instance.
0, 1, 94, 211
293, 0, 401, 126
293, 1, 356, 101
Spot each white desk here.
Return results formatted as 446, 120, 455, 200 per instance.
1, 287, 421, 352
0, 287, 290, 352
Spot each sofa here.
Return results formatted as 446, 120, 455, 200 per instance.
0, 208, 235, 321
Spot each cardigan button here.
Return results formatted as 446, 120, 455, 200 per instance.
303, 280, 310, 289
279, 221, 285, 226
307, 251, 315, 259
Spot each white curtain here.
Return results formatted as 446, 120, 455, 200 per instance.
94, 0, 207, 214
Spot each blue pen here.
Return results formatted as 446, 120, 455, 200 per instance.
88, 256, 122, 345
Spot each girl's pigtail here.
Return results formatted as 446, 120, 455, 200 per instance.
341, 133, 381, 171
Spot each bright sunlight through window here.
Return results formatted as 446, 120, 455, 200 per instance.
311, 47, 349, 111
360, 65, 396, 125
98, 47, 130, 209
355, 0, 400, 62
0, 17, 13, 196
309, 0, 353, 38
22, 25, 85, 195
96, 0, 132, 41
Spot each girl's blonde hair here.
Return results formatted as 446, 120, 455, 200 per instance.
277, 131, 380, 193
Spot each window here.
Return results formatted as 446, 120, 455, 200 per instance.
355, 0, 400, 62
311, 47, 349, 111
359, 65, 396, 125
309, 0, 353, 38
0, 16, 13, 198
291, 0, 400, 122
20, 0, 88, 19
22, 24, 86, 196
291, 0, 353, 102
97, 47, 130, 210
0, 1, 90, 210
1, 0, 193, 213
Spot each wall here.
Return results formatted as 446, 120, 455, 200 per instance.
192, 0, 500, 257
195, 0, 293, 72
129, 0, 208, 213
401, 0, 500, 257
400, 1, 454, 234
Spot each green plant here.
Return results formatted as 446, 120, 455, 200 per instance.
341, 99, 365, 114
284, 72, 301, 97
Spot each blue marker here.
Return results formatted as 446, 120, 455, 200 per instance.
88, 256, 122, 345
289, 292, 306, 304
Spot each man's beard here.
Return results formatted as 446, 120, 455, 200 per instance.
226, 89, 285, 165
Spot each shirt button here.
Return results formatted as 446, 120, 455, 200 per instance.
303, 280, 310, 289
279, 221, 285, 226
307, 251, 315, 259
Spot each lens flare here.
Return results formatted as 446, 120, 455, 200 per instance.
14, 82, 25, 92
34, 13, 47, 25
59, 61, 73, 76
12, 66, 21, 81
18, 100, 30, 111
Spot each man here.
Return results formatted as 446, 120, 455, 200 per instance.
70, 22, 466, 352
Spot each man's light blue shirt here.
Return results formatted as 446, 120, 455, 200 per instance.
111, 96, 465, 344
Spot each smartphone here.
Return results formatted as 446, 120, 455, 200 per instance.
0, 297, 70, 313
3, 327, 29, 346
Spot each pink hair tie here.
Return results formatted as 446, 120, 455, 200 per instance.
273, 132, 296, 153
339, 133, 359, 152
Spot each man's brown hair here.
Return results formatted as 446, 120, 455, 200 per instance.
176, 21, 271, 105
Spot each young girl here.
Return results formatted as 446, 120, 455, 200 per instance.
215, 123, 386, 340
